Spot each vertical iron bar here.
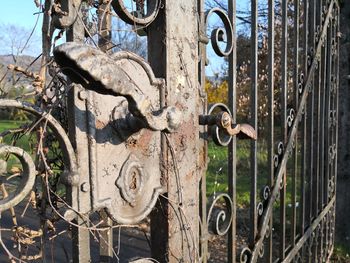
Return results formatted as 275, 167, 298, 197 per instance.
319, 1, 326, 261
228, 0, 237, 261
148, 4, 168, 262
249, 0, 258, 247
292, 0, 300, 248
329, 15, 337, 257
66, 1, 91, 262
300, 0, 308, 239
197, 0, 208, 261
307, 0, 315, 233
332, 7, 340, 256
309, 0, 317, 261
324, 4, 333, 254
98, 3, 113, 261
267, 0, 275, 261
280, 0, 288, 259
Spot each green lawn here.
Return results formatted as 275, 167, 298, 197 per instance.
0, 120, 35, 152
0, 120, 36, 172
206, 139, 303, 220
0, 120, 25, 132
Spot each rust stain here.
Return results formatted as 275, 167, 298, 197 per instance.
95, 119, 107, 129
126, 130, 155, 157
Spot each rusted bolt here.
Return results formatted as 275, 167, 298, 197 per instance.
220, 112, 231, 128
80, 182, 89, 192
78, 90, 87, 100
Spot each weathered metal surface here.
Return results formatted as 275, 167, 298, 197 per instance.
0, 0, 340, 262
65, 1, 92, 260
0, 145, 36, 212
54, 45, 166, 224
54, 43, 182, 133
199, 109, 257, 142
111, 0, 160, 26
52, 0, 77, 29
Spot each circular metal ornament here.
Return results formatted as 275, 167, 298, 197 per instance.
261, 185, 270, 201
257, 202, 264, 216
112, 0, 160, 26
207, 193, 233, 236
116, 155, 145, 207
205, 8, 234, 57
208, 103, 232, 146
0, 145, 36, 212
239, 247, 252, 263
109, 154, 162, 224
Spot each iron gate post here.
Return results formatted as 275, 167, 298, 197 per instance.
65, 1, 91, 262
148, 0, 202, 262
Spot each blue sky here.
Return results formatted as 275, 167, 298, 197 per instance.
0, 1, 43, 56
0, 1, 42, 26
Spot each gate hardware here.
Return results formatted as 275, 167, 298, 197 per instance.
54, 42, 182, 134
199, 103, 257, 146
54, 42, 177, 224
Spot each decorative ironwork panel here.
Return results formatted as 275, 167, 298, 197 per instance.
0, 0, 340, 262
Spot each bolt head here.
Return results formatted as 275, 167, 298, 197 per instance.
81, 182, 89, 192
78, 90, 87, 100
221, 112, 231, 128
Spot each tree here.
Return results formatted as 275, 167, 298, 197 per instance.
0, 23, 40, 61
111, 18, 147, 58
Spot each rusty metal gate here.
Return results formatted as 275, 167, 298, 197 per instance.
0, 0, 340, 262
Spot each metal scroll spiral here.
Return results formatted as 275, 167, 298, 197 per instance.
208, 103, 232, 146
239, 247, 252, 263
0, 99, 77, 211
207, 193, 233, 236
111, 0, 161, 26
205, 8, 234, 57
0, 145, 36, 212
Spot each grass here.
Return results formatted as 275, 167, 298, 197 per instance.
331, 243, 350, 262
0, 120, 25, 132
206, 139, 303, 207
207, 140, 274, 206
0, 120, 37, 167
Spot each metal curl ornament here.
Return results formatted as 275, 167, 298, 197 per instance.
287, 108, 295, 128
200, 103, 257, 146
260, 185, 270, 201
0, 145, 36, 212
239, 247, 252, 263
207, 103, 232, 146
112, 0, 161, 26
0, 99, 77, 182
257, 202, 264, 217
207, 193, 233, 236
276, 141, 284, 156
205, 8, 234, 57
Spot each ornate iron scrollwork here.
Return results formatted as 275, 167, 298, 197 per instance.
205, 8, 234, 57
199, 103, 257, 147
0, 145, 36, 212
0, 99, 78, 212
207, 193, 233, 236
111, 0, 161, 26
